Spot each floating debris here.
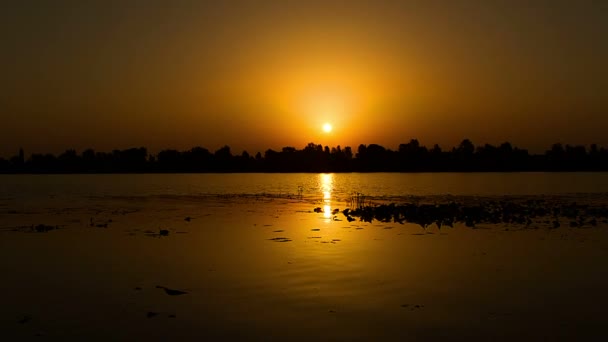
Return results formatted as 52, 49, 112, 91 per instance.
33, 224, 57, 233
184, 217, 192, 222
90, 217, 111, 228
147, 311, 159, 318
156, 286, 188, 296
159, 229, 170, 236
401, 304, 425, 310
268, 237, 292, 242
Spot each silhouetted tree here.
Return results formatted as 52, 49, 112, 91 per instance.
2, 140, 608, 173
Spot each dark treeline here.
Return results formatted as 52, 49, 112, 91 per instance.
2, 140, 608, 173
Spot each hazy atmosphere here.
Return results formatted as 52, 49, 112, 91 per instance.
3, 2, 608, 340
1, 0, 607, 156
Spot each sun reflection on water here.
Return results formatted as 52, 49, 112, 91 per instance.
321, 173, 333, 218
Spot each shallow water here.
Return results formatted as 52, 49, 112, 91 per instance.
1, 173, 608, 340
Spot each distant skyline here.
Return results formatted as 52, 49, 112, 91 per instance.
1, 0, 607, 156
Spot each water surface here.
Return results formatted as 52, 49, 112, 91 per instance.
1, 173, 608, 340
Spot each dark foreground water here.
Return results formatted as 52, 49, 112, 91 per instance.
1, 173, 608, 340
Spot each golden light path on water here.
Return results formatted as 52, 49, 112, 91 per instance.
321, 173, 333, 219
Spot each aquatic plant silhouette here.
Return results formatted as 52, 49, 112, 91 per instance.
32, 224, 57, 233
341, 199, 608, 229
349, 193, 370, 209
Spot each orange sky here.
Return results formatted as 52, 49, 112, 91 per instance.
1, 1, 607, 156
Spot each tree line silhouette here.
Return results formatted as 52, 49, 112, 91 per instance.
1, 140, 608, 173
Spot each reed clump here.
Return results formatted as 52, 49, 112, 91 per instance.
342, 199, 608, 229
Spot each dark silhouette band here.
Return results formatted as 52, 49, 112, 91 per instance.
1, 140, 607, 173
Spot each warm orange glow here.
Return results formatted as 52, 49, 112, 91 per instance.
322, 123, 333, 133
3, 2, 607, 155
321, 173, 333, 219
249, 51, 407, 148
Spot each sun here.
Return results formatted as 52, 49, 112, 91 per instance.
322, 123, 333, 133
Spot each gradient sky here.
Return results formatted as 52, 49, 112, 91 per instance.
1, 0, 607, 156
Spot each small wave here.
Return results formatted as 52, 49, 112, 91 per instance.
85, 191, 608, 206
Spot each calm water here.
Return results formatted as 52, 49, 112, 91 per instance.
2, 172, 608, 203
2, 173, 608, 340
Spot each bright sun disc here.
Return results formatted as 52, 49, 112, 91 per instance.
322, 123, 332, 133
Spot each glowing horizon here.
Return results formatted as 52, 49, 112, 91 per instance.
0, 1, 607, 156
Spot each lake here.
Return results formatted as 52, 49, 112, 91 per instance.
1, 173, 608, 340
